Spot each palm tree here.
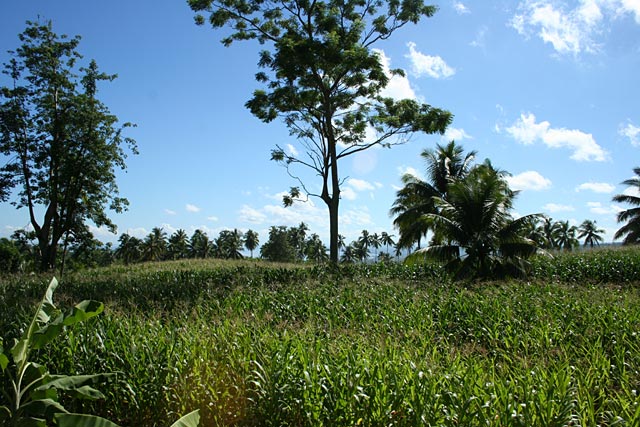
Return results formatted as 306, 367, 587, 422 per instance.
216, 229, 244, 259
340, 244, 356, 263
612, 167, 640, 244
380, 232, 395, 256
554, 220, 579, 252
142, 227, 167, 261
290, 222, 309, 260
370, 233, 381, 261
358, 230, 373, 261
391, 141, 476, 250
244, 229, 259, 257
352, 240, 369, 263
305, 234, 328, 263
189, 229, 212, 258
577, 220, 604, 248
168, 229, 189, 260
115, 233, 141, 265
409, 161, 542, 280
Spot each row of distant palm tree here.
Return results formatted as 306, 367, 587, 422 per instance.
525, 217, 606, 251
339, 231, 397, 263
114, 227, 259, 264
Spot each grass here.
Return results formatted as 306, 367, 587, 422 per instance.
1, 249, 640, 426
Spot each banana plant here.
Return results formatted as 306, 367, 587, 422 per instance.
0, 277, 200, 427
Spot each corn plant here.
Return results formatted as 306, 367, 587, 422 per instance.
0, 277, 200, 427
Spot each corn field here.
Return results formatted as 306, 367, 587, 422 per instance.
1, 249, 639, 426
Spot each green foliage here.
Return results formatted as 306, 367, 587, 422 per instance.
410, 161, 541, 280
0, 277, 117, 426
2, 259, 640, 425
0, 21, 137, 271
189, 0, 451, 263
0, 238, 22, 273
530, 246, 640, 283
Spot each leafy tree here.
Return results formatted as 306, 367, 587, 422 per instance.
11, 229, 38, 269
189, 0, 452, 263
577, 219, 604, 248
64, 228, 113, 271
260, 226, 297, 262
0, 237, 22, 273
391, 141, 476, 250
0, 21, 137, 271
409, 161, 542, 280
612, 167, 640, 244
244, 229, 259, 257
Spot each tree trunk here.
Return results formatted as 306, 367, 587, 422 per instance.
328, 195, 340, 264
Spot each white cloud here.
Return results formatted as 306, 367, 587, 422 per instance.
405, 42, 455, 79
238, 205, 267, 224
544, 203, 575, 213
122, 227, 148, 239
89, 225, 116, 238
507, 171, 552, 191
453, 1, 470, 14
347, 178, 376, 192
286, 144, 298, 156
207, 216, 219, 222
341, 187, 357, 201
164, 209, 177, 215
444, 127, 472, 142
339, 206, 374, 227
620, 122, 640, 146
512, 0, 640, 55
374, 49, 417, 100
505, 113, 608, 161
575, 182, 615, 193
511, 0, 602, 55
587, 201, 624, 215
186, 204, 201, 213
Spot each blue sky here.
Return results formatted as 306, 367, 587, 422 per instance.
1, 0, 639, 248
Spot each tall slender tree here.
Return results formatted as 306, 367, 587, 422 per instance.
189, 0, 452, 263
577, 219, 604, 248
244, 229, 259, 257
0, 21, 137, 271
